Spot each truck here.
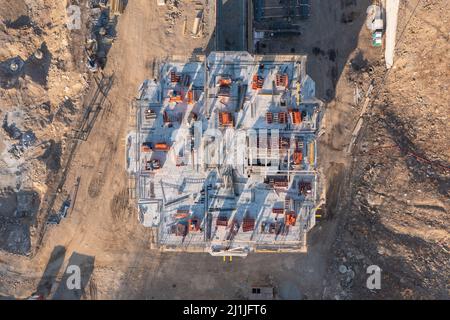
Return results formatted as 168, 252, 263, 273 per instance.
372, 18, 384, 47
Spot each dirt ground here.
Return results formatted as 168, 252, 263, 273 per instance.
0, 0, 448, 300
0, 0, 90, 256
324, 0, 449, 299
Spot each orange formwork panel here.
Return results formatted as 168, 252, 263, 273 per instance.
219, 78, 232, 86
293, 150, 303, 164
170, 70, 181, 83
154, 143, 170, 151
219, 112, 233, 126
278, 112, 287, 124
169, 95, 183, 103
175, 209, 189, 219
272, 207, 284, 214
187, 90, 194, 104
252, 75, 264, 90
285, 212, 297, 226
242, 218, 255, 232
290, 110, 302, 124
252, 75, 258, 89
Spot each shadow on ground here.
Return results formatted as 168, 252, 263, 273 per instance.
0, 42, 52, 89
52, 252, 95, 300
35, 245, 66, 297
253, 0, 372, 101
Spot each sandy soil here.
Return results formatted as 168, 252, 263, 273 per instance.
324, 0, 449, 300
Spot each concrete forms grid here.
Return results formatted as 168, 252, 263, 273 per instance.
127, 51, 323, 256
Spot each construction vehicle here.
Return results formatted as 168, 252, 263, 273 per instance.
372, 29, 383, 47
85, 39, 99, 72
59, 199, 71, 219
367, 5, 384, 47
47, 177, 80, 224
191, 10, 203, 37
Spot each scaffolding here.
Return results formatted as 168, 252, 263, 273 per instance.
127, 51, 323, 256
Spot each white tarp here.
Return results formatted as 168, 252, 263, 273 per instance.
385, 0, 400, 69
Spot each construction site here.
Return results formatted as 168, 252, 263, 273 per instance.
0, 0, 449, 300
128, 51, 323, 255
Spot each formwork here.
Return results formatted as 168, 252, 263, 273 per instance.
126, 51, 323, 256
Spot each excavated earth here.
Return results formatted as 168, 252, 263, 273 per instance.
324, 0, 449, 300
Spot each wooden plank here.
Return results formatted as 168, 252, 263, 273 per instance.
110, 0, 125, 15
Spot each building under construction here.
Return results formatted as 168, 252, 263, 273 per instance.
127, 51, 323, 256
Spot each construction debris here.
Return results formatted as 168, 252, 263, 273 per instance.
164, 0, 182, 35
